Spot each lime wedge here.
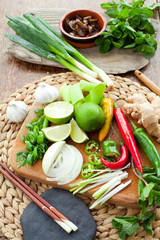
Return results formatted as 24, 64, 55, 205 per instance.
44, 101, 74, 124
70, 118, 89, 143
42, 123, 71, 142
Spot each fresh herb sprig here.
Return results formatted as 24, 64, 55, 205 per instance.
96, 0, 160, 59
112, 163, 160, 239
16, 109, 49, 168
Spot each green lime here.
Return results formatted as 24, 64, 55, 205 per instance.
44, 101, 74, 124
75, 102, 104, 132
70, 118, 89, 143
42, 123, 71, 142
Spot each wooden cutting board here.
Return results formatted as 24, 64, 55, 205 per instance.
9, 91, 160, 209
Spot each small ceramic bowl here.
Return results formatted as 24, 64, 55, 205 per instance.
59, 9, 106, 48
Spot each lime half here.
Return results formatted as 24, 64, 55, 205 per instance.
44, 101, 74, 124
70, 118, 89, 143
42, 123, 71, 142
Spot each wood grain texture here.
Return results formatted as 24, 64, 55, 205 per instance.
0, 0, 159, 104
8, 101, 140, 209
9, 96, 160, 209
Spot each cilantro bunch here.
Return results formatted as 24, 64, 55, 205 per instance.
16, 109, 48, 168
112, 166, 160, 239
96, 0, 160, 59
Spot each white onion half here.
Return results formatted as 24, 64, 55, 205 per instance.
45, 143, 83, 185
42, 141, 65, 175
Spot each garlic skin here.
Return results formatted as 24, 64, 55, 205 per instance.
35, 82, 59, 104
7, 101, 28, 123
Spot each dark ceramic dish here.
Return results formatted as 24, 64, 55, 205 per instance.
59, 9, 106, 48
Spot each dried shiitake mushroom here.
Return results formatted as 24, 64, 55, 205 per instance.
64, 15, 100, 37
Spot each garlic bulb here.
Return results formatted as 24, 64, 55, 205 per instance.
7, 101, 28, 123
35, 82, 59, 104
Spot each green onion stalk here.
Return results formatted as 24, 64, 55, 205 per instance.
5, 13, 114, 88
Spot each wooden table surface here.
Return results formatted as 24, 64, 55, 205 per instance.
0, 0, 159, 239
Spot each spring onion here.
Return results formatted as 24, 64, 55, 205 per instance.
37, 16, 114, 87
90, 180, 132, 209
5, 13, 114, 88
70, 164, 131, 208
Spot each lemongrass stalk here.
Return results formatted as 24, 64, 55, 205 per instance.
89, 181, 121, 209
99, 180, 132, 205
37, 16, 114, 88
93, 172, 128, 199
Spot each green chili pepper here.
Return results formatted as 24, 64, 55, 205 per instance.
81, 163, 95, 179
102, 140, 120, 157
85, 140, 99, 155
88, 153, 103, 166
132, 122, 160, 177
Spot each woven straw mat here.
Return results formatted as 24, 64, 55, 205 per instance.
0, 72, 160, 240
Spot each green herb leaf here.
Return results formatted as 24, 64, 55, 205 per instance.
112, 216, 140, 238
96, 0, 158, 58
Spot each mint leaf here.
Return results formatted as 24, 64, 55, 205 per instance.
97, 0, 158, 58
112, 216, 140, 237
119, 232, 126, 240
142, 212, 156, 235
143, 182, 155, 198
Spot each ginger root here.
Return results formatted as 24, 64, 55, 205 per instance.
123, 93, 160, 143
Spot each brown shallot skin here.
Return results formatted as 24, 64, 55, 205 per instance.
64, 15, 100, 37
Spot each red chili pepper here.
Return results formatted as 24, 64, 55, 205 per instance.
100, 144, 128, 169
113, 102, 143, 173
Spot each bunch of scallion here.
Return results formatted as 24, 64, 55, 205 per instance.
70, 163, 131, 209
5, 13, 113, 88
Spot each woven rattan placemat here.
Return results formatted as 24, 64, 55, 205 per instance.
0, 72, 160, 240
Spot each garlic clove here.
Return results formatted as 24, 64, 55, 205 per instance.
7, 101, 28, 123
35, 82, 59, 104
